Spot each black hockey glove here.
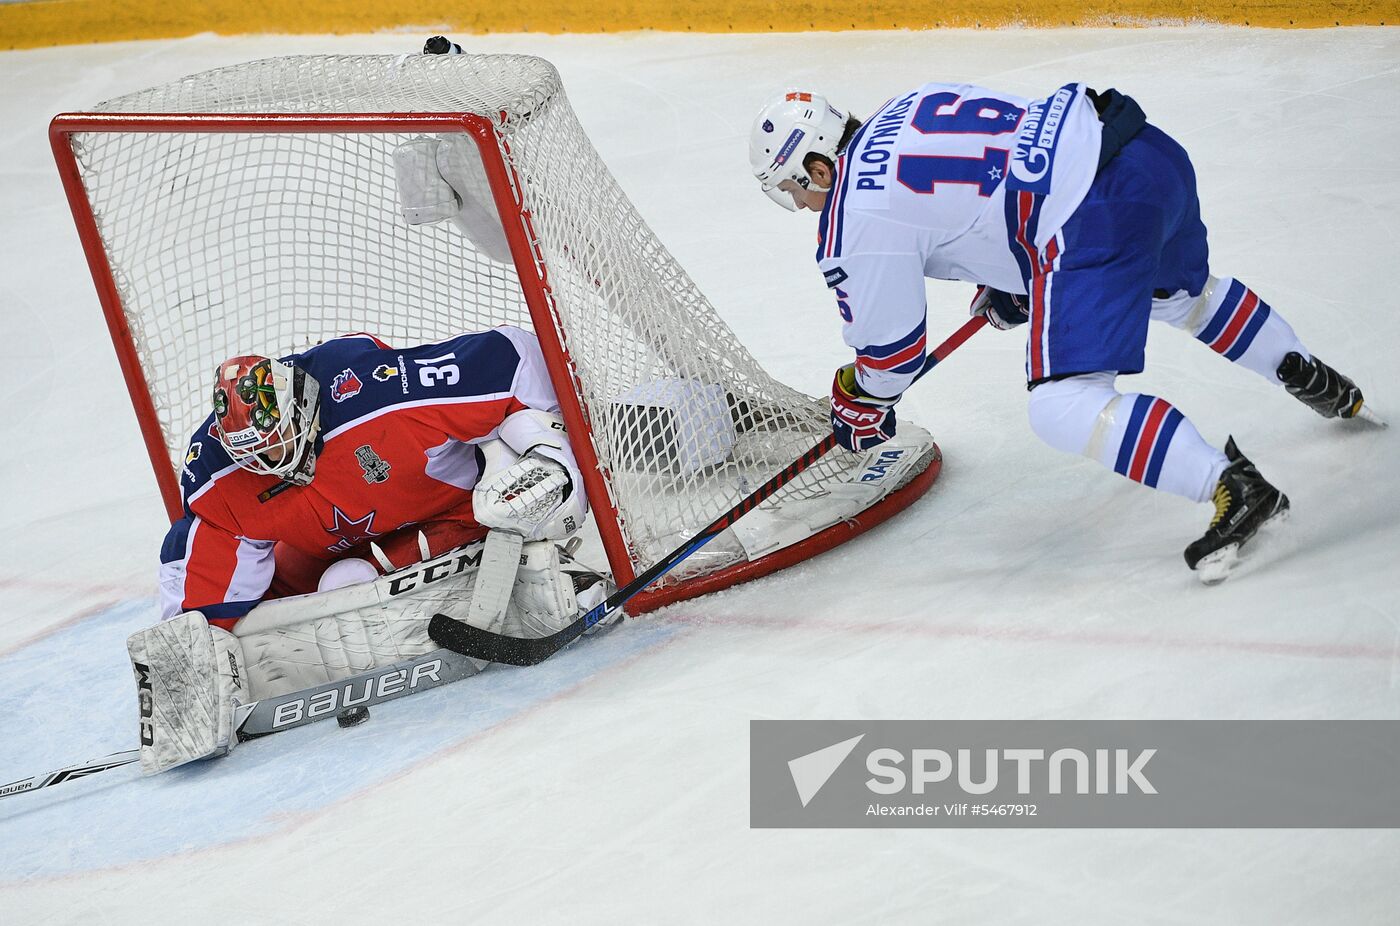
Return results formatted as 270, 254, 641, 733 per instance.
968, 285, 1030, 330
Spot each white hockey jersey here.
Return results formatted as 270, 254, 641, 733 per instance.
817, 82, 1103, 396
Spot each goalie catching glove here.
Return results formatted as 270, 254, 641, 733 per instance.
968, 285, 1029, 330
473, 409, 588, 542
831, 364, 899, 452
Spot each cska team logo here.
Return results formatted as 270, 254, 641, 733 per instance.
331, 369, 363, 403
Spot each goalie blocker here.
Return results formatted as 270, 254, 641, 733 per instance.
128, 534, 611, 774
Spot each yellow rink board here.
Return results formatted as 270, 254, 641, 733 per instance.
2, 1, 1396, 50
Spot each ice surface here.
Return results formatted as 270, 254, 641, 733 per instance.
1, 26, 1398, 925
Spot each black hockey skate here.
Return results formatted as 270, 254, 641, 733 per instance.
1276, 351, 1368, 420
558, 538, 620, 637
1184, 438, 1290, 585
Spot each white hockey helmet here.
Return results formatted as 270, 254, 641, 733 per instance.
749, 90, 850, 211
211, 355, 322, 485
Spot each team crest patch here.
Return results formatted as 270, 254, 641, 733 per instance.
372, 363, 399, 382
355, 445, 391, 484
331, 369, 363, 403
325, 506, 381, 554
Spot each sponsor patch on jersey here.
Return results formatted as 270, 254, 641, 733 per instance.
331, 368, 363, 403
823, 266, 849, 288
1008, 83, 1079, 196
181, 442, 203, 482
355, 444, 391, 485
372, 363, 399, 382
257, 481, 296, 503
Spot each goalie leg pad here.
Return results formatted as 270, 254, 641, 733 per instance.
127, 611, 249, 774
239, 609, 434, 698
435, 134, 514, 264
393, 137, 461, 226
507, 541, 584, 638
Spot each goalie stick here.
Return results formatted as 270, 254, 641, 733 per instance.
428, 314, 989, 667
0, 646, 484, 802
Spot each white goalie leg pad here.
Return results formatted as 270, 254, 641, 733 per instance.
466, 529, 525, 633
127, 611, 249, 774
393, 137, 461, 226
434, 133, 514, 264
238, 609, 435, 699
504, 541, 583, 638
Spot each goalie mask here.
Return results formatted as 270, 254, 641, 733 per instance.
749, 90, 849, 211
211, 355, 322, 485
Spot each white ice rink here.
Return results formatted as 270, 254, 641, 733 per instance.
2, 25, 1398, 924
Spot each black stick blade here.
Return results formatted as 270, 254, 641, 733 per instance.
428, 614, 568, 666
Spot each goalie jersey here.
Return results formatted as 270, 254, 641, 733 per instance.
819, 82, 1102, 396
159, 326, 573, 625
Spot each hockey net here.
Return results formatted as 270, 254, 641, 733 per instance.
51, 54, 940, 612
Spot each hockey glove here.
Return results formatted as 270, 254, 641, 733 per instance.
831, 364, 899, 452
969, 285, 1030, 330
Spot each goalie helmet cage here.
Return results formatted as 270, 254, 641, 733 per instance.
49, 54, 941, 614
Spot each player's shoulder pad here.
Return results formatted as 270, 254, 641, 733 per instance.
295, 333, 412, 430
396, 328, 526, 398
179, 413, 240, 508
311, 328, 530, 432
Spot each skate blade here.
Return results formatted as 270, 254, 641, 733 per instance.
1195, 507, 1293, 586
1195, 546, 1238, 586
1352, 404, 1387, 428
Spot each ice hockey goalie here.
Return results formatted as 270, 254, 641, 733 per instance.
128, 323, 611, 774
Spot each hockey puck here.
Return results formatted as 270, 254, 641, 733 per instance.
337, 706, 371, 728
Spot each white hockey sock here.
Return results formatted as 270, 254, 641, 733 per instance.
1152, 276, 1308, 381
1028, 373, 1227, 504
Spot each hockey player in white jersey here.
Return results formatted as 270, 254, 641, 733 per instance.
749, 85, 1377, 582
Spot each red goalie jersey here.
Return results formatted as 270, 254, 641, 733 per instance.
159, 326, 583, 627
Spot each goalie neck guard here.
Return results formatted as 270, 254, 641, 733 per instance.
211, 355, 322, 485
749, 90, 849, 211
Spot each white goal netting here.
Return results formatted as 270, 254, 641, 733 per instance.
64, 54, 937, 595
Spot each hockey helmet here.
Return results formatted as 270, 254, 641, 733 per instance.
211, 355, 322, 485
749, 90, 849, 211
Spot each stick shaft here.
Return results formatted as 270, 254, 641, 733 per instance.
430, 315, 989, 664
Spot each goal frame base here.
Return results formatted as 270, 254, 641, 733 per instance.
627, 444, 941, 614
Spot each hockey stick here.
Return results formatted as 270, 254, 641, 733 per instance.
429, 314, 989, 666
0, 646, 484, 802
0, 749, 142, 801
